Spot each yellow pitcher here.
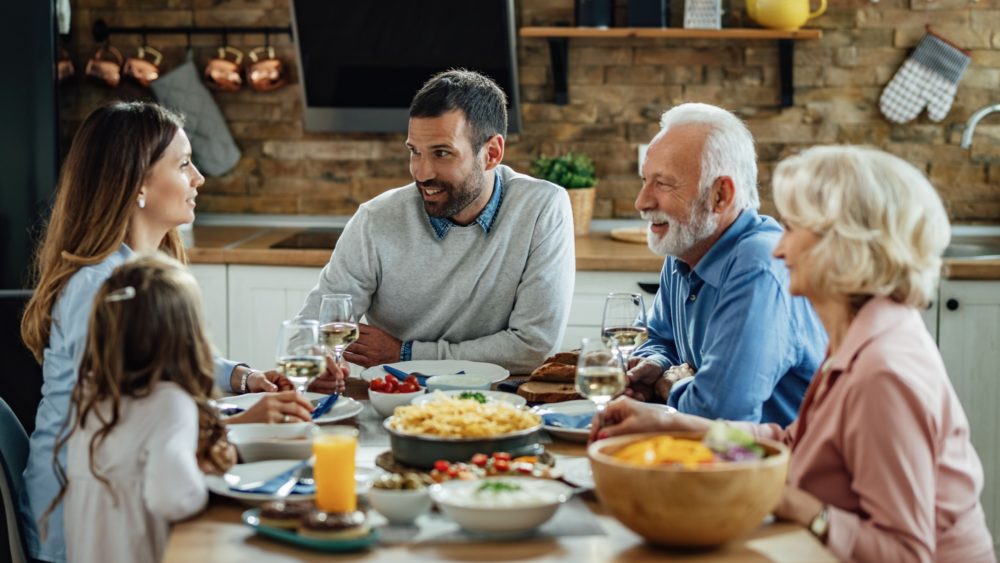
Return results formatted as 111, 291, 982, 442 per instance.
747, 0, 826, 31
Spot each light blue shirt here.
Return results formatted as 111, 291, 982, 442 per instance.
19, 244, 237, 562
634, 210, 826, 426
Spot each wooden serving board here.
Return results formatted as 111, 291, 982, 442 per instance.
517, 381, 582, 403
609, 226, 648, 244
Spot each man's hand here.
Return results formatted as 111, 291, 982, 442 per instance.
654, 363, 696, 401
623, 358, 666, 402
247, 370, 295, 393
342, 323, 402, 368
309, 353, 348, 395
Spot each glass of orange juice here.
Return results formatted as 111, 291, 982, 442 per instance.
312, 425, 359, 512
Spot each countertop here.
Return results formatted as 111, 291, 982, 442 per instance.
184, 222, 1000, 279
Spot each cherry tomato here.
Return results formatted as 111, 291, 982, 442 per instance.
434, 460, 450, 473
405, 375, 419, 386
492, 452, 512, 461
399, 382, 418, 393
369, 378, 385, 392
470, 453, 488, 467
385, 374, 398, 385
494, 459, 510, 472
446, 466, 459, 478
384, 380, 398, 393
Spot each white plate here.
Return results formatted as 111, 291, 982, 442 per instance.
410, 389, 526, 407
359, 360, 509, 384
223, 392, 364, 425
533, 400, 596, 443
559, 457, 595, 490
206, 460, 379, 504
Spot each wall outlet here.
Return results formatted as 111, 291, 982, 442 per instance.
637, 143, 649, 176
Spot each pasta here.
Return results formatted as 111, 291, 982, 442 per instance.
389, 397, 540, 438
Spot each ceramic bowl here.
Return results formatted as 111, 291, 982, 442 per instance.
424, 374, 493, 392
368, 388, 425, 418
368, 487, 433, 525
429, 477, 573, 535
588, 431, 789, 547
227, 422, 316, 462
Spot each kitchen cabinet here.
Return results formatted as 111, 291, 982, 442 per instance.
562, 271, 660, 351
189, 264, 229, 358
937, 280, 1000, 550
226, 265, 322, 371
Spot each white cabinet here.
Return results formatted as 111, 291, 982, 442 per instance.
226, 265, 323, 371
937, 280, 1000, 550
562, 271, 660, 351
189, 264, 229, 358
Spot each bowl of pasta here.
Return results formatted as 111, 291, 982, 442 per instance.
384, 396, 543, 469
587, 425, 789, 548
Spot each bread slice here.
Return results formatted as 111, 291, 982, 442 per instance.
529, 362, 576, 383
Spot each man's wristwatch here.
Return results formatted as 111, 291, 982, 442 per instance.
809, 505, 830, 542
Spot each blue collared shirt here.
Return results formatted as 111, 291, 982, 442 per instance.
402, 173, 504, 361
634, 210, 826, 426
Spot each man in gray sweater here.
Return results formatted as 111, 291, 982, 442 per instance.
298, 70, 575, 382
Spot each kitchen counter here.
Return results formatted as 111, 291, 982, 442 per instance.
185, 225, 1000, 279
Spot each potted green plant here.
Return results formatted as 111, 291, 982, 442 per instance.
531, 152, 598, 236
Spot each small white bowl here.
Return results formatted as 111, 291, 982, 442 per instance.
425, 374, 493, 392
429, 477, 573, 535
227, 422, 316, 463
411, 389, 527, 407
369, 388, 425, 418
368, 487, 433, 525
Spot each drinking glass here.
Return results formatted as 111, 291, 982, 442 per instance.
319, 293, 358, 365
275, 319, 324, 393
576, 337, 627, 426
313, 425, 359, 512
601, 292, 648, 359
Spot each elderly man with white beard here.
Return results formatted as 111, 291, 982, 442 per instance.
625, 103, 826, 426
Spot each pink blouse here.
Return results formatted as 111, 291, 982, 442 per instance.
750, 297, 994, 562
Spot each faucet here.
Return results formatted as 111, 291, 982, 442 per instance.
960, 104, 1000, 149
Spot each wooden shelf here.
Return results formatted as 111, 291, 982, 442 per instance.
519, 27, 822, 40
519, 27, 823, 107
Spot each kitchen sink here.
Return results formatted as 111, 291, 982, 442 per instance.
269, 227, 343, 250
942, 235, 1000, 260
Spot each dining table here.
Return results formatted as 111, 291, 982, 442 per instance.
164, 379, 837, 562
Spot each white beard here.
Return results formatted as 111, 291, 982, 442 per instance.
642, 201, 718, 258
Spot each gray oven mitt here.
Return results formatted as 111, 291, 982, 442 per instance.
151, 50, 241, 176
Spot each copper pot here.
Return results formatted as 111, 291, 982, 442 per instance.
85, 44, 124, 88
247, 46, 287, 92
57, 49, 74, 85
123, 45, 163, 88
204, 46, 243, 91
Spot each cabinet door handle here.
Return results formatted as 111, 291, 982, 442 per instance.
945, 298, 959, 311
637, 282, 659, 295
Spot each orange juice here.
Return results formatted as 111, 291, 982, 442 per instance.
313, 433, 357, 512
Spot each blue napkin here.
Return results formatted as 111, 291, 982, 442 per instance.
231, 460, 314, 495
311, 393, 340, 420
542, 413, 594, 429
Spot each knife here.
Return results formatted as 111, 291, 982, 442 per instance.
311, 393, 340, 420
381, 365, 465, 386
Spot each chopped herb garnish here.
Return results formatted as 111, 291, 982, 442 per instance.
458, 391, 488, 404
476, 481, 522, 494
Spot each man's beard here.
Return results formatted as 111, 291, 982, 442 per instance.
642, 191, 718, 258
418, 165, 485, 219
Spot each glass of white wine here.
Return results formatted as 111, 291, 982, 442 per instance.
276, 319, 324, 393
601, 292, 648, 359
319, 293, 358, 365
576, 337, 627, 426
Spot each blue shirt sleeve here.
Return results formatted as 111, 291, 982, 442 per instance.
667, 266, 797, 421
214, 356, 238, 392
633, 264, 681, 370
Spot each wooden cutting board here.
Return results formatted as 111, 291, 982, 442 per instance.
517, 381, 582, 403
610, 226, 647, 244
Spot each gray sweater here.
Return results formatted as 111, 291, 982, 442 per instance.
296, 165, 575, 374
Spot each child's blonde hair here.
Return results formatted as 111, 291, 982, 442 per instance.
44, 253, 227, 528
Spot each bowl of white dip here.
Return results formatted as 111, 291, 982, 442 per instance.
428, 477, 573, 535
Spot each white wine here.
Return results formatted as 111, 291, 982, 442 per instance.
576, 366, 626, 403
602, 326, 649, 351
321, 322, 359, 350
278, 355, 324, 388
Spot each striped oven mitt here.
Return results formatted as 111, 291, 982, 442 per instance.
879, 32, 970, 124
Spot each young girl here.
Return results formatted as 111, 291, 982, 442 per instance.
45, 254, 236, 563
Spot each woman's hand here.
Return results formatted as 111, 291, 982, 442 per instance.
224, 391, 314, 424
308, 353, 348, 395
773, 485, 825, 528
247, 370, 295, 393
589, 396, 711, 442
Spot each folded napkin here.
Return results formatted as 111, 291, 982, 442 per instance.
231, 460, 314, 496
542, 413, 594, 429
312, 393, 340, 420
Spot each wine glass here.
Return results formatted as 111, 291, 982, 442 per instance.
319, 293, 358, 365
576, 337, 627, 426
601, 292, 648, 359
275, 319, 324, 393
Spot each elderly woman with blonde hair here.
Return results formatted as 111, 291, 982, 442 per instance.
592, 145, 995, 562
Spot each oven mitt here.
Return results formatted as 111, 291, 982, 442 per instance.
151, 50, 241, 176
879, 33, 970, 124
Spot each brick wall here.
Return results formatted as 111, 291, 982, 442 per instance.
62, 0, 1000, 222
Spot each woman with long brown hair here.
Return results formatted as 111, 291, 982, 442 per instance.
18, 101, 314, 562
